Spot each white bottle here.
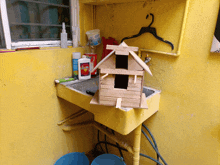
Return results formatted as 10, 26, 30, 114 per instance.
60, 22, 68, 48
78, 55, 91, 80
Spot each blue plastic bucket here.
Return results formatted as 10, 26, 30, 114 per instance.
54, 152, 89, 165
91, 154, 126, 165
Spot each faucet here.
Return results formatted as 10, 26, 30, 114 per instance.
144, 54, 151, 64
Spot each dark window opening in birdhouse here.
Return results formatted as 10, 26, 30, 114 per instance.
116, 55, 128, 69
114, 74, 128, 89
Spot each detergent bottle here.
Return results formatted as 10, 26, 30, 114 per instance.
78, 55, 91, 80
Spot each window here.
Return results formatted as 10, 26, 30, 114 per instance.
0, 0, 79, 49
115, 55, 128, 69
0, 17, 6, 48
114, 55, 129, 89
114, 74, 128, 89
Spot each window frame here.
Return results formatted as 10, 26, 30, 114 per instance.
0, 0, 80, 49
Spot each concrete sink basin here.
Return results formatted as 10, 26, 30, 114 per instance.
56, 77, 160, 135
68, 77, 156, 99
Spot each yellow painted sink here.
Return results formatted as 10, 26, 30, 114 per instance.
56, 77, 161, 135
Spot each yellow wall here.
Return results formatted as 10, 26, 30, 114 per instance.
93, 0, 220, 164
79, 3, 94, 46
0, 48, 95, 164
1, 0, 220, 164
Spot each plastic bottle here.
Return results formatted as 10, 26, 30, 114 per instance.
84, 53, 97, 76
60, 22, 68, 48
78, 55, 91, 80
72, 52, 81, 79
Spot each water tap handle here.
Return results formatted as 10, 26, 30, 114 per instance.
144, 55, 151, 64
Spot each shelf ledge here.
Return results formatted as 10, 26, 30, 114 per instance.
80, 0, 146, 5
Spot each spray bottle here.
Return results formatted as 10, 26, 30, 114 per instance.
60, 22, 68, 48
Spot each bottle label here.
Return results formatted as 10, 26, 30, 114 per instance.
89, 34, 101, 46
73, 71, 78, 76
80, 63, 90, 76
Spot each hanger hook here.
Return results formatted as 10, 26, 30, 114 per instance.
145, 13, 154, 27
146, 14, 149, 19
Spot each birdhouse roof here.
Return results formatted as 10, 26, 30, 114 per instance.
91, 42, 152, 76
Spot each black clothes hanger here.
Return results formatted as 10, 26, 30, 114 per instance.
121, 13, 174, 50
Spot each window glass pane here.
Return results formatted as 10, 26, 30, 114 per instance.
6, 0, 71, 42
0, 17, 6, 48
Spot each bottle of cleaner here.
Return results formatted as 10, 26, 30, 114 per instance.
78, 55, 91, 80
72, 52, 81, 79
84, 53, 97, 76
61, 22, 68, 48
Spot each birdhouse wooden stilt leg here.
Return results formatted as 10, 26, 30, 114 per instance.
116, 98, 122, 108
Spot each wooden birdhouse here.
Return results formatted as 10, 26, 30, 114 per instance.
90, 42, 152, 109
